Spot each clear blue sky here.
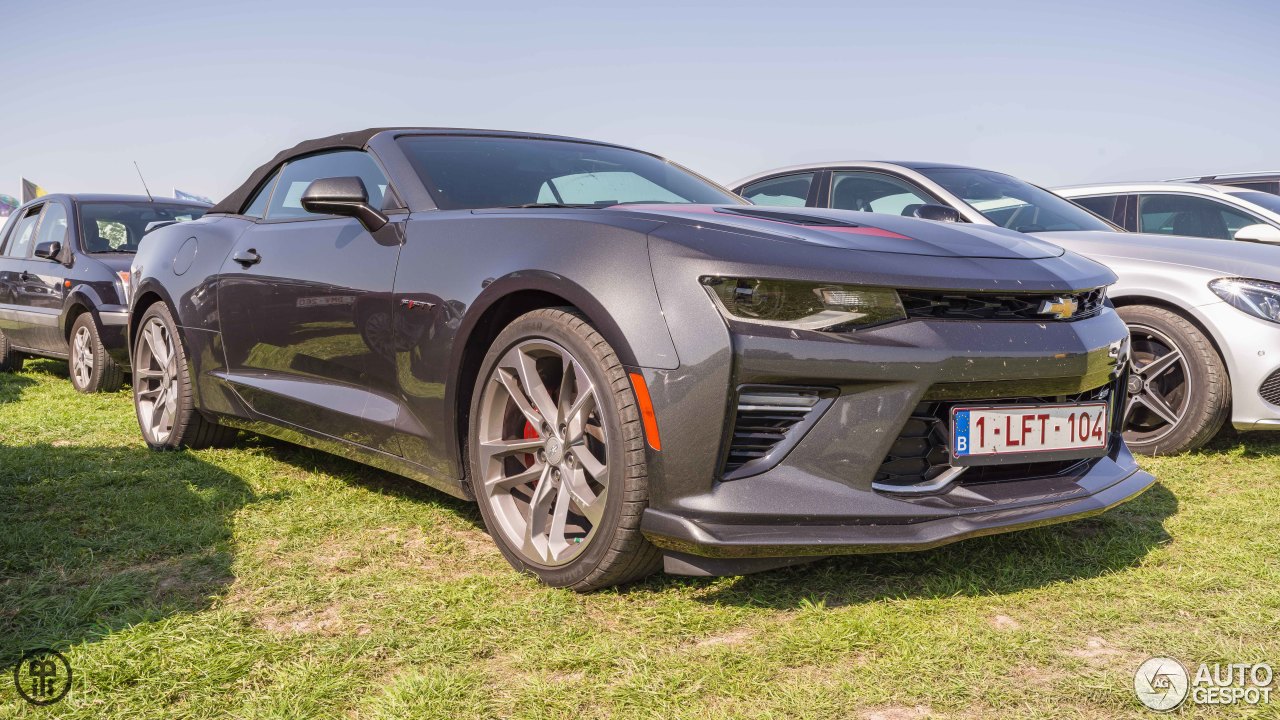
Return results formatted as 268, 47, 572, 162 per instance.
2, 0, 1277, 201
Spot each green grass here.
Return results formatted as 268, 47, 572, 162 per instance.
1, 359, 1277, 719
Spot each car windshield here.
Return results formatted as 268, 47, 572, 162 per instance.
918, 167, 1116, 233
78, 202, 207, 253
1226, 190, 1280, 215
397, 136, 741, 210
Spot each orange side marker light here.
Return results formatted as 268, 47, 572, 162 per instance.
628, 372, 662, 451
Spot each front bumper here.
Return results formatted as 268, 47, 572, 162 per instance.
638, 301, 1153, 568
1198, 301, 1280, 431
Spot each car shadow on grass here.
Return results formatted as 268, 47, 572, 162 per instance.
0, 444, 255, 667
639, 481, 1178, 607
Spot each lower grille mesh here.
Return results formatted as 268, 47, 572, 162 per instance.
874, 384, 1115, 492
1262, 370, 1280, 406
722, 387, 829, 480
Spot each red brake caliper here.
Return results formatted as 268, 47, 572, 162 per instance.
522, 421, 540, 485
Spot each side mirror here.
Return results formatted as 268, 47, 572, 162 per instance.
33, 241, 62, 261
300, 176, 388, 232
913, 204, 962, 223
1233, 223, 1280, 244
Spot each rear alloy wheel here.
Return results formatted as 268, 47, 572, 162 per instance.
468, 308, 660, 590
1119, 305, 1229, 455
0, 330, 24, 373
68, 313, 123, 393
133, 303, 237, 450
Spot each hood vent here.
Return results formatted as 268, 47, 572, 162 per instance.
714, 207, 867, 228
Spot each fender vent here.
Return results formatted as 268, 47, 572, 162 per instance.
1261, 370, 1280, 406
722, 387, 832, 480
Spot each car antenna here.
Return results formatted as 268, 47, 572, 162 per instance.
133, 161, 155, 202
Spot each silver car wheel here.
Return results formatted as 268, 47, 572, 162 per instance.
1124, 323, 1191, 443
134, 317, 180, 445
476, 339, 609, 567
71, 325, 94, 388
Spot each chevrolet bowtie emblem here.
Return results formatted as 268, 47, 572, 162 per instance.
1038, 296, 1079, 320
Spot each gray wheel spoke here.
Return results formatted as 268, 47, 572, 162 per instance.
1137, 391, 1181, 426
134, 368, 163, 380
1137, 350, 1182, 379
495, 367, 544, 427
571, 444, 607, 481
566, 468, 605, 525
547, 479, 573, 557
480, 437, 544, 461
564, 388, 596, 442
509, 348, 560, 427
485, 462, 544, 493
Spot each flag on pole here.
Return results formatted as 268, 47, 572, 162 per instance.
21, 178, 45, 203
0, 194, 17, 218
174, 188, 213, 204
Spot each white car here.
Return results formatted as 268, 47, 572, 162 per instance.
1056, 182, 1280, 244
732, 162, 1280, 454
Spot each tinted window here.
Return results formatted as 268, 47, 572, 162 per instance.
1221, 181, 1279, 194
1138, 194, 1262, 240
78, 202, 207, 253
1225, 190, 1280, 215
33, 202, 68, 252
242, 169, 280, 218
397, 136, 740, 210
740, 173, 814, 207
1071, 195, 1121, 224
267, 151, 390, 220
3, 206, 43, 258
831, 171, 933, 215
919, 168, 1114, 232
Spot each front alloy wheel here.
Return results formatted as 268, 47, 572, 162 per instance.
132, 303, 237, 450
469, 308, 660, 590
1118, 305, 1229, 454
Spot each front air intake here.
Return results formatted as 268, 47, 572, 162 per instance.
1261, 369, 1280, 406
721, 386, 832, 481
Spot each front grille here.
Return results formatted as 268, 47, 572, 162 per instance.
1262, 370, 1280, 406
721, 387, 831, 480
874, 384, 1115, 493
899, 287, 1106, 322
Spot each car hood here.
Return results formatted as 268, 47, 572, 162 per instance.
606, 205, 1067, 260
1035, 230, 1280, 283
86, 254, 135, 273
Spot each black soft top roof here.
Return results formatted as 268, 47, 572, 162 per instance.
209, 128, 394, 214
209, 127, 637, 215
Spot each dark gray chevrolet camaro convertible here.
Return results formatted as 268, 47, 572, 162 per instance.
129, 128, 1155, 589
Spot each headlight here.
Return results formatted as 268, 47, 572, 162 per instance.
702, 277, 906, 331
1209, 278, 1280, 324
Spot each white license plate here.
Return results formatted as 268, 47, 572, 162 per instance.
951, 402, 1109, 463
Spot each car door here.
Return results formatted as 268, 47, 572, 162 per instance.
1137, 193, 1265, 240
216, 149, 405, 450
0, 203, 50, 351
1069, 194, 1136, 230
19, 200, 71, 353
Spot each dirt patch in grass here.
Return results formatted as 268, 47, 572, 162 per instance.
859, 705, 931, 720
258, 604, 345, 635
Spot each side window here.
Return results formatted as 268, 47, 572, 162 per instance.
32, 202, 68, 252
267, 151, 390, 221
3, 206, 43, 258
739, 173, 814, 207
242, 169, 280, 219
1139, 194, 1262, 240
1071, 195, 1123, 225
830, 172, 933, 215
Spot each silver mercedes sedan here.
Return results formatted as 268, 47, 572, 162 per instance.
730, 162, 1280, 454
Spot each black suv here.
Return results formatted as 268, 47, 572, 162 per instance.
0, 194, 208, 391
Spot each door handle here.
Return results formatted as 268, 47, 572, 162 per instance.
232, 249, 261, 267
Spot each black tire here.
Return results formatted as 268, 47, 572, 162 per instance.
132, 302, 238, 451
0, 330, 24, 373
1119, 305, 1229, 455
467, 308, 661, 591
68, 313, 123, 393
